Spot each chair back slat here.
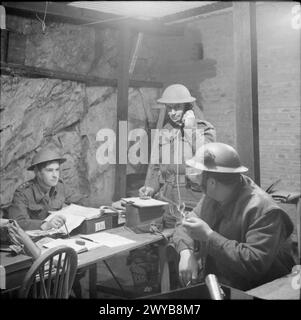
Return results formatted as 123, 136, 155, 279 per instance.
53, 253, 63, 297
46, 257, 54, 297
19, 245, 78, 299
39, 266, 48, 298
33, 280, 37, 298
58, 252, 68, 298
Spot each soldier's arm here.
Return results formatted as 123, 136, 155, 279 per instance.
8, 189, 44, 230
144, 163, 160, 194
183, 120, 216, 155
172, 197, 204, 253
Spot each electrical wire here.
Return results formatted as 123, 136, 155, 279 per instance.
36, 1, 48, 33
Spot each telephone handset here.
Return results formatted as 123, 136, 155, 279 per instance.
182, 109, 196, 128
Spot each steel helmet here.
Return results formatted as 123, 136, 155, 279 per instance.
157, 84, 196, 104
27, 147, 66, 170
186, 142, 248, 173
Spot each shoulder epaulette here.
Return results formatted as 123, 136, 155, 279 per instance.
17, 180, 33, 190
197, 119, 215, 129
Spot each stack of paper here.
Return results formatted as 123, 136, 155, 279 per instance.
121, 197, 168, 208
26, 229, 63, 238
46, 204, 103, 235
45, 211, 85, 235
49, 204, 102, 220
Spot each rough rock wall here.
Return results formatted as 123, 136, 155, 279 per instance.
0, 75, 160, 207
1, 15, 161, 208
0, 75, 86, 206
6, 14, 160, 80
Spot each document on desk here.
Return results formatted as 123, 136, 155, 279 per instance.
49, 204, 102, 220
42, 238, 102, 254
45, 211, 85, 235
121, 197, 168, 208
46, 204, 103, 234
80, 232, 136, 248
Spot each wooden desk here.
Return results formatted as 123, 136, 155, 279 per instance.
77, 226, 174, 298
246, 272, 301, 300
0, 226, 174, 298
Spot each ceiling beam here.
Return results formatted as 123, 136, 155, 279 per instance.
3, 2, 184, 36
160, 2, 233, 24
0, 62, 163, 88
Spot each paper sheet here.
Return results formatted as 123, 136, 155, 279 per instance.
121, 197, 168, 208
42, 238, 102, 253
26, 229, 63, 238
80, 232, 136, 248
49, 204, 102, 220
45, 211, 86, 235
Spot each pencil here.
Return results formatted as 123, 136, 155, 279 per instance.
186, 280, 191, 287
64, 222, 70, 238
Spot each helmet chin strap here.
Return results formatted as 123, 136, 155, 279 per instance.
167, 104, 193, 130
167, 113, 184, 128
167, 114, 185, 138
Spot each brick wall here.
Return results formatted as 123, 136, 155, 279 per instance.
159, 2, 300, 193
256, 2, 300, 192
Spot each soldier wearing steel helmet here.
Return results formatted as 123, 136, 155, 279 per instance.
139, 84, 216, 228
9, 146, 68, 230
173, 142, 295, 291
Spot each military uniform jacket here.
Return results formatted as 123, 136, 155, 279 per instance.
145, 119, 216, 224
173, 175, 295, 290
8, 178, 66, 230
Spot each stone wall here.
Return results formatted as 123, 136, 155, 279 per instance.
1, 15, 161, 208
0, 74, 160, 207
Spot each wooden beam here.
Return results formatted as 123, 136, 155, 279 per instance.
160, 2, 233, 24
249, 2, 260, 186
0, 30, 9, 62
233, 2, 260, 185
113, 26, 131, 201
0, 62, 163, 88
3, 2, 184, 36
3, 1, 121, 25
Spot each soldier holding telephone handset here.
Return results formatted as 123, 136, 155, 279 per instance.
139, 84, 216, 228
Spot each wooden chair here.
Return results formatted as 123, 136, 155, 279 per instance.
19, 245, 78, 299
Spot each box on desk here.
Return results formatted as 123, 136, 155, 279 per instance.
78, 212, 119, 234
122, 197, 168, 233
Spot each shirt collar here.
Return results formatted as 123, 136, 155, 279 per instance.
32, 178, 57, 202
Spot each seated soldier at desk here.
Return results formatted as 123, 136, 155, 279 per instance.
8, 145, 84, 298
9, 146, 67, 231
173, 142, 296, 291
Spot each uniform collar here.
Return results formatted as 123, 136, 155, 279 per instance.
32, 178, 57, 202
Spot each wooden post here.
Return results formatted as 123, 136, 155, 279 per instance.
0, 29, 8, 62
113, 25, 131, 201
233, 2, 260, 185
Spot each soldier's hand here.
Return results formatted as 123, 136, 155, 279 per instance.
50, 215, 66, 229
41, 215, 66, 230
182, 216, 213, 241
138, 186, 155, 198
179, 249, 199, 287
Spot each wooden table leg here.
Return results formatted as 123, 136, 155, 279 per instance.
159, 244, 170, 293
89, 264, 97, 299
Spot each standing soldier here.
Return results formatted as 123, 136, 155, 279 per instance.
139, 84, 216, 227
126, 84, 216, 295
